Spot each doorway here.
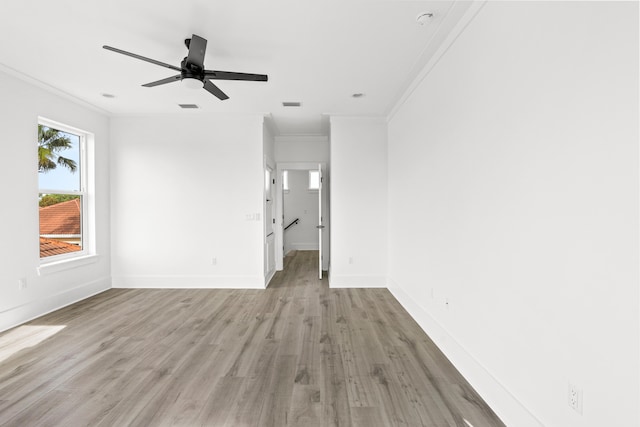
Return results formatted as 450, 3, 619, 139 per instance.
275, 162, 329, 277
283, 169, 318, 254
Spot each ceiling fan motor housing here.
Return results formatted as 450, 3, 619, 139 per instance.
181, 58, 204, 82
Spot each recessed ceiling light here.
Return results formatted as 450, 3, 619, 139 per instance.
352, 93, 365, 98
282, 102, 302, 107
416, 12, 434, 25
101, 93, 116, 98
178, 104, 199, 109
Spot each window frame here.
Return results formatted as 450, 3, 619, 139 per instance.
38, 117, 93, 265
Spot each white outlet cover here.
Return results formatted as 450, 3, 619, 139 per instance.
568, 383, 583, 414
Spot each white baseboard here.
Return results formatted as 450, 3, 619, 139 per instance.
264, 269, 276, 288
387, 277, 544, 427
285, 243, 319, 254
0, 276, 110, 333
329, 275, 386, 288
111, 275, 264, 289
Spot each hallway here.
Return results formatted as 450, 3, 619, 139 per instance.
0, 251, 503, 426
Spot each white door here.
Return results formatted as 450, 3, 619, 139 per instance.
317, 163, 324, 279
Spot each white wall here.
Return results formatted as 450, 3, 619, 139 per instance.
110, 114, 266, 288
0, 69, 111, 332
330, 117, 387, 288
387, 2, 639, 427
275, 135, 329, 163
284, 170, 319, 253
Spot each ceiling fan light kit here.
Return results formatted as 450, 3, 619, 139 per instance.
103, 34, 268, 100
182, 78, 203, 90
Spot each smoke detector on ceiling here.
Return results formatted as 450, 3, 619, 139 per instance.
416, 12, 434, 25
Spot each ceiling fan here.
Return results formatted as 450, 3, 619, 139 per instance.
103, 34, 268, 100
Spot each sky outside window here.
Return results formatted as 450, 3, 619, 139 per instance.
38, 129, 81, 192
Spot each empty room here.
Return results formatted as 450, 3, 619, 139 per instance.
0, 1, 638, 426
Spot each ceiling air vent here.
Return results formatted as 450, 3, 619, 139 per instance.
282, 102, 302, 107
178, 104, 199, 109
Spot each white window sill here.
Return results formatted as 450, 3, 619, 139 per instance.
38, 254, 99, 276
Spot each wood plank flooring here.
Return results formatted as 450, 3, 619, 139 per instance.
0, 251, 505, 426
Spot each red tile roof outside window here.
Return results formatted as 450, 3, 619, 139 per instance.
39, 198, 81, 235
39, 198, 82, 257
39, 237, 82, 258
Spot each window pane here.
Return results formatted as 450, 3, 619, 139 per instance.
283, 170, 289, 191
309, 170, 320, 190
265, 169, 271, 192
39, 194, 82, 258
38, 125, 81, 192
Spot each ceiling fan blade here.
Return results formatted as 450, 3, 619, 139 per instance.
203, 79, 229, 100
186, 34, 207, 70
204, 70, 268, 81
142, 75, 182, 87
103, 45, 182, 72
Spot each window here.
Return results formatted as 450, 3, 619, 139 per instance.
38, 119, 91, 261
265, 169, 271, 193
282, 170, 289, 192
308, 170, 320, 190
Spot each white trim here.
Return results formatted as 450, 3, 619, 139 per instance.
0, 63, 111, 116
111, 275, 265, 289
286, 243, 319, 253
329, 275, 386, 288
263, 157, 276, 286
37, 254, 99, 276
387, 0, 487, 122
387, 277, 544, 427
0, 276, 110, 333
264, 269, 276, 287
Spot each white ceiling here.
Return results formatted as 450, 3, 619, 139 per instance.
0, 0, 471, 136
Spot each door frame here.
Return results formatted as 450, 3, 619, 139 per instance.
275, 162, 328, 271
264, 163, 276, 286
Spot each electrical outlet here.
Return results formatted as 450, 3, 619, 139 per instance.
568, 383, 583, 414
348, 257, 353, 265
18, 278, 27, 290
212, 257, 217, 266
445, 298, 449, 309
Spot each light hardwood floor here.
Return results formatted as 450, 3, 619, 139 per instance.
0, 251, 505, 426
